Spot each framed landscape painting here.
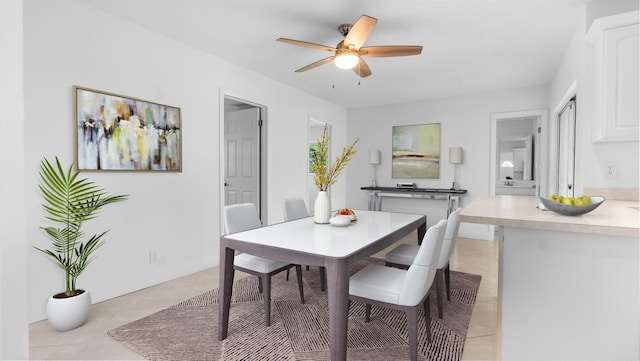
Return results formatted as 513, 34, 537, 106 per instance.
74, 86, 182, 171
392, 123, 441, 179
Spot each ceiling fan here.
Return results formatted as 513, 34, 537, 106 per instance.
276, 15, 423, 78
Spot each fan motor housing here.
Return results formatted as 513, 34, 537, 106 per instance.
338, 24, 352, 37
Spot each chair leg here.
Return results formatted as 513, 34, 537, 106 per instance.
286, 268, 290, 281
319, 266, 326, 292
407, 307, 418, 361
257, 276, 263, 293
435, 268, 444, 318
295, 265, 305, 304
445, 264, 451, 301
365, 304, 372, 322
423, 294, 432, 344
262, 275, 272, 326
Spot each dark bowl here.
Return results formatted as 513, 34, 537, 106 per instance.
539, 196, 605, 216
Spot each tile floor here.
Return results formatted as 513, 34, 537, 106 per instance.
29, 235, 499, 360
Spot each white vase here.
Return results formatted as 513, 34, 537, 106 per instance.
46, 289, 91, 331
314, 191, 331, 224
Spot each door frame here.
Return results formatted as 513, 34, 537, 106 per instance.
550, 80, 578, 197
307, 117, 330, 212
220, 89, 268, 232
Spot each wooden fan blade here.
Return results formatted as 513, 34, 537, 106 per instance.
359, 45, 423, 57
344, 15, 378, 50
295, 56, 335, 72
352, 57, 372, 78
276, 38, 336, 53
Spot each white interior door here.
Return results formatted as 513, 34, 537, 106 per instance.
556, 99, 576, 197
224, 107, 260, 209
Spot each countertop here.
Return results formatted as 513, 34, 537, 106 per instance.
460, 195, 639, 238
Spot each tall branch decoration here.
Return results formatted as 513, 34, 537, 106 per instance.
311, 125, 359, 223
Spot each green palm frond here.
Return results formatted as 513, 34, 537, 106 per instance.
36, 156, 128, 294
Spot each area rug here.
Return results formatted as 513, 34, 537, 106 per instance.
108, 258, 481, 361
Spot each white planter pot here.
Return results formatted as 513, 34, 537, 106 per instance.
314, 191, 331, 224
46, 290, 91, 331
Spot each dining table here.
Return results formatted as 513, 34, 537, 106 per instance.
218, 209, 427, 361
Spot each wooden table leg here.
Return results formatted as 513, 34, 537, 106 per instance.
218, 244, 235, 340
326, 258, 350, 361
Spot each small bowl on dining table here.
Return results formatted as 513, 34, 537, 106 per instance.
329, 216, 352, 227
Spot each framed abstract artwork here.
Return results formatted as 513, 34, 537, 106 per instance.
392, 123, 441, 179
74, 86, 182, 171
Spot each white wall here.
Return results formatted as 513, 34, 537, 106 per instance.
23, 0, 346, 322
550, 4, 639, 195
0, 0, 29, 357
346, 86, 549, 240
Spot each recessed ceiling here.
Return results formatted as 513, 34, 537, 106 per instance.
78, 0, 587, 109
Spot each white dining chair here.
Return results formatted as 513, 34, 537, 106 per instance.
282, 197, 327, 291
224, 203, 305, 326
384, 207, 462, 318
349, 219, 447, 361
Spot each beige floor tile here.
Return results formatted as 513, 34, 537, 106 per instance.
466, 300, 498, 338
462, 334, 499, 360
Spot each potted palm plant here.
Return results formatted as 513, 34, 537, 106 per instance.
36, 156, 127, 331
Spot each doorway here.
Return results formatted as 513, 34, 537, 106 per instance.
490, 109, 548, 197
222, 95, 266, 224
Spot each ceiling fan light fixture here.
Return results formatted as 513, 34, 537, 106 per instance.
334, 51, 359, 69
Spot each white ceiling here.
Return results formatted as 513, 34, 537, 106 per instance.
79, 0, 588, 109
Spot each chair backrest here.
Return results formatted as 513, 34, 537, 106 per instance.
398, 219, 447, 306
282, 197, 309, 221
223, 203, 262, 234
437, 207, 462, 269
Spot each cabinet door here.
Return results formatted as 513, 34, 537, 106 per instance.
588, 12, 639, 142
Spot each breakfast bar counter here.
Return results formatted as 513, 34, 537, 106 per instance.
460, 196, 639, 360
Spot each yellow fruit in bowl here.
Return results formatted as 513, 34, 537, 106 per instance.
548, 194, 561, 203
561, 197, 574, 205
574, 198, 584, 206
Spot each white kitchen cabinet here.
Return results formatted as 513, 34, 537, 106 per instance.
587, 11, 639, 143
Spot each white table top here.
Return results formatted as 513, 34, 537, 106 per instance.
223, 210, 425, 258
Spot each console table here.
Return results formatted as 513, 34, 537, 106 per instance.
361, 186, 467, 216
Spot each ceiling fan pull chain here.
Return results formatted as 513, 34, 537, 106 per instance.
332, 66, 336, 89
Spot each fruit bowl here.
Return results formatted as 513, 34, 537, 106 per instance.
335, 208, 357, 221
539, 196, 605, 216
